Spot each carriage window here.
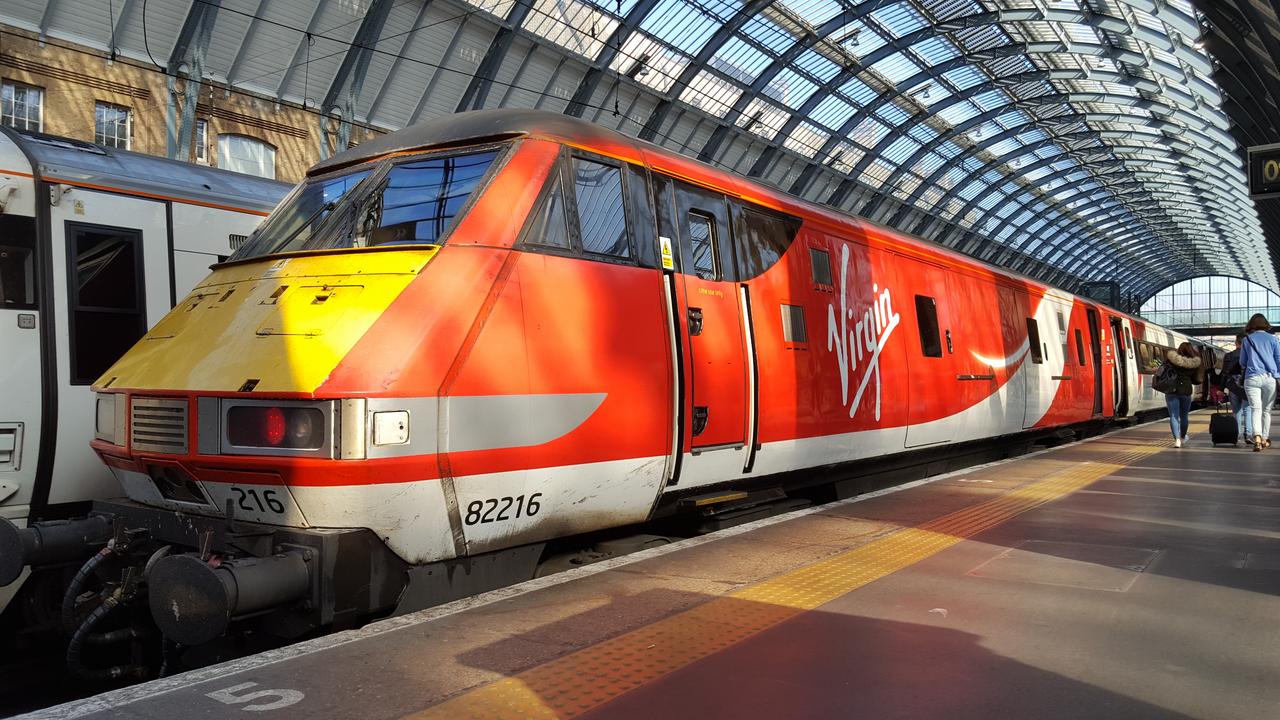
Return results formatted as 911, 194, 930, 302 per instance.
523, 170, 570, 249
0, 215, 37, 310
1124, 327, 1133, 358
730, 203, 798, 278
1026, 318, 1044, 364
916, 295, 942, 357
66, 222, 146, 385
809, 248, 832, 286
780, 304, 807, 343
572, 157, 630, 258
1136, 342, 1154, 373
688, 211, 718, 280
1074, 329, 1086, 366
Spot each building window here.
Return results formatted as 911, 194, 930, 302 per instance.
95, 102, 132, 149
194, 119, 208, 163
218, 134, 276, 179
1, 82, 43, 132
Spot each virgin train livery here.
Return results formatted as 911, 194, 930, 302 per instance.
0, 110, 1212, 670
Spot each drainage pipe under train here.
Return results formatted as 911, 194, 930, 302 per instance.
0, 515, 114, 586
147, 551, 313, 646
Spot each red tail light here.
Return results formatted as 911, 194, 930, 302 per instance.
227, 406, 324, 449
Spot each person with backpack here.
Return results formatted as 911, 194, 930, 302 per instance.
1221, 334, 1252, 446
1158, 342, 1204, 448
1238, 313, 1280, 451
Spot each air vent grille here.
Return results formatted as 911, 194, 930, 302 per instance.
130, 398, 189, 454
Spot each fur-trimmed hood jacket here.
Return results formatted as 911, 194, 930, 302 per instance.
1165, 350, 1202, 369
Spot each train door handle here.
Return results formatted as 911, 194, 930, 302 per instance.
688, 307, 704, 336
956, 374, 995, 381
1052, 375, 1072, 380
692, 406, 708, 436
945, 329, 953, 354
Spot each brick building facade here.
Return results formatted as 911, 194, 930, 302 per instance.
0, 27, 380, 184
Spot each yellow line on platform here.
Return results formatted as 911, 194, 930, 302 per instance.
405, 445, 1160, 720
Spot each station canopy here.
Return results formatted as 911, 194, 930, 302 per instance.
6, 0, 1276, 300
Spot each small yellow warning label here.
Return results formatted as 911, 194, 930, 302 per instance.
659, 236, 675, 270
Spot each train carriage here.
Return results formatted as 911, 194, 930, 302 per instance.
0, 110, 1215, 663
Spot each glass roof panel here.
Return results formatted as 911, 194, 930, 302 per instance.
884, 135, 923, 165
941, 65, 987, 91
810, 94, 858, 129
793, 48, 842, 83
870, 2, 929, 39
869, 52, 923, 85
778, 0, 847, 27
638, 0, 720, 55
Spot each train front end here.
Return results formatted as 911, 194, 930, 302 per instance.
1, 131, 572, 656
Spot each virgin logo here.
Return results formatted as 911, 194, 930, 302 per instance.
826, 244, 900, 421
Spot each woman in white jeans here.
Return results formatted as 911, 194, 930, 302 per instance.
1238, 314, 1280, 451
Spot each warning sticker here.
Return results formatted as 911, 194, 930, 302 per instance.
659, 236, 675, 270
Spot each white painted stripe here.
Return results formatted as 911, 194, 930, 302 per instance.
23, 417, 1160, 720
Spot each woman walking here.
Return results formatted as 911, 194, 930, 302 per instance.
1163, 343, 1204, 448
1239, 313, 1280, 451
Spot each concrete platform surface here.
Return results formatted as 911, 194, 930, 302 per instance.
23, 412, 1280, 720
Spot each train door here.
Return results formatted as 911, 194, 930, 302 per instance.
657, 180, 752, 482
946, 274, 1014, 443
1086, 308, 1104, 415
1110, 316, 1129, 415
904, 260, 958, 447
46, 187, 169, 506
0, 212, 40, 521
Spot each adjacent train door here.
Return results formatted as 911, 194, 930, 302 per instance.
1109, 316, 1129, 415
1086, 308, 1104, 415
46, 189, 169, 505
0, 213, 39, 517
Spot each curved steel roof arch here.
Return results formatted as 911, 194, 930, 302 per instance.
906, 131, 1252, 255
11, 0, 1273, 298
936, 149, 1252, 251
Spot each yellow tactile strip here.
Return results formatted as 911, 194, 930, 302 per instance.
406, 445, 1160, 720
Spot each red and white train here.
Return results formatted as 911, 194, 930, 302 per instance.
0, 110, 1213, 663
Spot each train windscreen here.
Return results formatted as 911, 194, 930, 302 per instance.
229, 146, 502, 262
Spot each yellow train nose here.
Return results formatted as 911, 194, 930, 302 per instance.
94, 249, 439, 394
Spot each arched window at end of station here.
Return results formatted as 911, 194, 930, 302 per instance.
1138, 276, 1280, 341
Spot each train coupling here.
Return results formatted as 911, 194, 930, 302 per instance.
147, 550, 313, 646
0, 514, 114, 586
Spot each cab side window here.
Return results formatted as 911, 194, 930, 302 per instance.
524, 169, 571, 249
571, 157, 631, 259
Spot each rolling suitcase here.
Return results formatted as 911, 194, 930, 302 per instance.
1209, 404, 1239, 446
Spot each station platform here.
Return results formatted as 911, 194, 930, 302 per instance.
28, 412, 1280, 720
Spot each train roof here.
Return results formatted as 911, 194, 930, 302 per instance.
1, 126, 289, 214
311, 109, 634, 177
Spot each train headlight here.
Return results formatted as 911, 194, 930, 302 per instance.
226, 406, 325, 450
94, 393, 125, 446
